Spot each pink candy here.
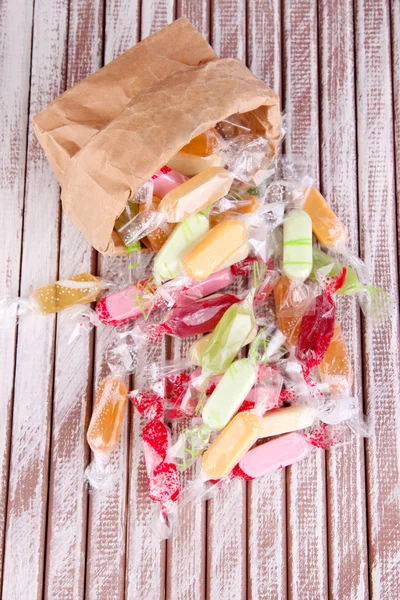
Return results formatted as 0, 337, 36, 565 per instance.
151, 166, 188, 198
176, 268, 234, 307
234, 432, 309, 480
96, 279, 156, 326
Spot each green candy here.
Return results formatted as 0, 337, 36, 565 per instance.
153, 213, 209, 283
201, 296, 256, 374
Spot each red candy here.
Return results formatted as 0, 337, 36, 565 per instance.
132, 391, 164, 421
295, 269, 346, 378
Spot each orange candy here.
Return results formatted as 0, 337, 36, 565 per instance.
318, 322, 352, 392
139, 196, 175, 251
303, 187, 346, 248
181, 128, 220, 156
210, 195, 259, 227
274, 276, 311, 345
87, 376, 128, 454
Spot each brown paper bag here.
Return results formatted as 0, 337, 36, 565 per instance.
33, 18, 281, 255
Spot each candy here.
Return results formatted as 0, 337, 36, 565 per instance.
189, 326, 257, 366
161, 293, 241, 338
274, 276, 312, 345
317, 322, 352, 392
201, 410, 262, 479
295, 269, 346, 376
151, 165, 188, 198
218, 242, 251, 271
282, 209, 313, 283
96, 279, 156, 325
181, 128, 221, 156
167, 152, 223, 176
183, 218, 247, 280
210, 195, 260, 227
260, 405, 316, 438
153, 213, 209, 283
200, 295, 256, 374
236, 432, 310, 479
32, 273, 103, 315
139, 196, 175, 251
159, 167, 233, 223
176, 267, 234, 306
202, 358, 257, 430
87, 376, 128, 454
303, 187, 345, 248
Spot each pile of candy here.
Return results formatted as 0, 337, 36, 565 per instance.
1, 116, 389, 538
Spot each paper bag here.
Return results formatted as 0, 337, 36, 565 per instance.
33, 18, 281, 255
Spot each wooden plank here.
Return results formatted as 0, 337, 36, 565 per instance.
177, 0, 210, 40
84, 5, 138, 597
318, 1, 369, 598
211, 0, 246, 61
207, 8, 247, 599
246, 2, 286, 599
0, 0, 34, 589
354, 1, 400, 598
282, 2, 329, 599
391, 0, 400, 254
164, 4, 209, 599
1, 0, 68, 597
105, 3, 168, 599
43, 1, 102, 598
141, 0, 175, 38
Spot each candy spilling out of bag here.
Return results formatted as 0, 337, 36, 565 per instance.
14, 19, 390, 539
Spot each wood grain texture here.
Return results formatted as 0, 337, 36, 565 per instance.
282, 2, 328, 599
391, 0, 400, 257
207, 5, 247, 598
43, 1, 103, 598
0, 0, 34, 589
177, 0, 210, 40
141, 0, 175, 38
355, 1, 400, 598
1, 0, 68, 597
246, 2, 286, 599
318, 1, 369, 598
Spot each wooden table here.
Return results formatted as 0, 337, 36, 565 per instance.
1, 1, 399, 598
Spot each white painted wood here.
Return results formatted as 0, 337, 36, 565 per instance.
319, 1, 369, 598
1, 0, 68, 597
43, 1, 103, 598
355, 1, 400, 598
283, 1, 328, 599
0, 0, 34, 589
246, 2, 287, 599
391, 0, 400, 257
212, 0, 246, 61
141, 0, 175, 38
177, 0, 210, 40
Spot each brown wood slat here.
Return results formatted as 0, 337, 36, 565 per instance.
318, 1, 369, 598
246, 2, 286, 599
43, 1, 103, 598
206, 4, 247, 599
282, 2, 329, 599
354, 1, 400, 598
0, 0, 34, 590
392, 0, 400, 251
165, 4, 210, 599
1, 0, 68, 597
117, 3, 170, 599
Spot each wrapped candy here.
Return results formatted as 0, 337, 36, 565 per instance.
189, 325, 257, 366
282, 209, 313, 283
274, 276, 314, 345
151, 166, 188, 198
0, 273, 105, 326
138, 196, 175, 252
199, 293, 256, 374
234, 432, 310, 479
96, 278, 157, 326
131, 390, 180, 537
153, 213, 209, 283
303, 186, 346, 248
220, 133, 271, 185
209, 194, 260, 227
182, 203, 282, 281
85, 372, 129, 489
167, 152, 223, 177
317, 322, 352, 393
181, 128, 221, 156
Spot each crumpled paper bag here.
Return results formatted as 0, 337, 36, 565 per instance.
34, 17, 281, 255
